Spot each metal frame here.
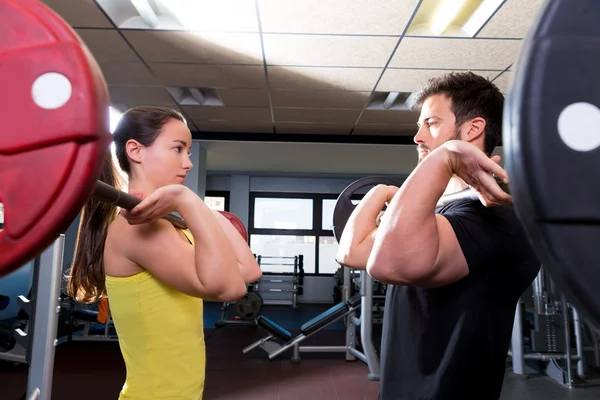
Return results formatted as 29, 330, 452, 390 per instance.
0, 235, 65, 400
509, 266, 596, 389
343, 267, 380, 380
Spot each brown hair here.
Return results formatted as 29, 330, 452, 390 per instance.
414, 71, 505, 155
67, 106, 186, 303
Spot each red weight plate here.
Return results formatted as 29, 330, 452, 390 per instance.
0, 0, 111, 277
218, 211, 248, 242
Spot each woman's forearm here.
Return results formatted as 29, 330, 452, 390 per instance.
212, 211, 262, 283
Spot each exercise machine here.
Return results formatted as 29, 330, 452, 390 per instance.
509, 267, 600, 388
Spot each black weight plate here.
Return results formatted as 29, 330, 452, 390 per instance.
504, 0, 600, 327
235, 292, 263, 320
332, 176, 403, 243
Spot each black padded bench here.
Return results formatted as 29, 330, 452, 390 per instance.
257, 315, 292, 342
347, 293, 361, 308
72, 308, 99, 322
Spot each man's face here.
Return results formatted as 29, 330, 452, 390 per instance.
414, 94, 461, 162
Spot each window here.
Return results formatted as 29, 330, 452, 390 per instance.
319, 236, 340, 274
205, 191, 230, 212
250, 235, 315, 273
249, 193, 352, 275
322, 199, 336, 231
254, 198, 313, 230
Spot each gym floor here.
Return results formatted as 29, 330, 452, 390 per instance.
1, 303, 600, 399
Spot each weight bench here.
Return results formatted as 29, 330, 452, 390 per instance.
243, 294, 361, 363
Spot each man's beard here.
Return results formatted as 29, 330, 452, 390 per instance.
417, 129, 461, 163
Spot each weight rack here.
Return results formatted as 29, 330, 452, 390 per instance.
254, 255, 304, 307
0, 235, 65, 400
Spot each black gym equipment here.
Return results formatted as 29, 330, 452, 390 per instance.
503, 0, 600, 330
214, 290, 263, 328
332, 176, 403, 242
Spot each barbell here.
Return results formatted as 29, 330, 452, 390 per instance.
0, 0, 599, 329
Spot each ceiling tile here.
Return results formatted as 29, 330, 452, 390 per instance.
377, 68, 499, 92
271, 90, 370, 109
263, 35, 397, 67
390, 38, 522, 70
353, 123, 416, 136
268, 66, 381, 91
218, 90, 270, 107
276, 122, 353, 135
96, 0, 259, 32
42, 0, 113, 28
258, 0, 421, 35
194, 121, 274, 133
477, 0, 546, 39
75, 29, 139, 62
122, 31, 263, 64
150, 64, 266, 89
359, 110, 419, 125
493, 70, 513, 93
182, 106, 272, 122
99, 62, 159, 85
273, 108, 360, 124
108, 86, 176, 110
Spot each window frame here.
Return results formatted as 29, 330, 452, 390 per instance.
205, 190, 230, 212
248, 192, 359, 276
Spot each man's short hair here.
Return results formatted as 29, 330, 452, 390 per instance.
414, 71, 505, 156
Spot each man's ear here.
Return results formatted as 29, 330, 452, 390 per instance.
125, 139, 143, 165
462, 117, 486, 142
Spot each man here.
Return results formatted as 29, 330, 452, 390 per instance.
336, 72, 540, 400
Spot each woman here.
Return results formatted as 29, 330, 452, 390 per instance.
68, 106, 262, 399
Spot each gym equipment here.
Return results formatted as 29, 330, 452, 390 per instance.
94, 180, 187, 229
243, 294, 362, 364
253, 255, 304, 307
0, 0, 112, 280
1, 0, 598, 396
217, 210, 248, 241
503, 0, 600, 329
0, 294, 8, 311
214, 290, 264, 328
235, 292, 263, 320
332, 176, 403, 243
509, 266, 600, 389
62, 297, 118, 342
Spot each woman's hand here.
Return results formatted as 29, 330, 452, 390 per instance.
121, 185, 192, 225
442, 140, 512, 207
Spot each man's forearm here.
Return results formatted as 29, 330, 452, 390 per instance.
336, 185, 389, 269
369, 148, 454, 279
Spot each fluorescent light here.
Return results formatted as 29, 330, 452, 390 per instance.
130, 0, 160, 29
431, 0, 469, 35
109, 107, 123, 134
462, 0, 504, 36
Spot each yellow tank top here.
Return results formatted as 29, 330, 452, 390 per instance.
105, 229, 205, 400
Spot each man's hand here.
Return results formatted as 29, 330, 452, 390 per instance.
442, 140, 512, 207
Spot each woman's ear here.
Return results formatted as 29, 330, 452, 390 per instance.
125, 139, 143, 165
